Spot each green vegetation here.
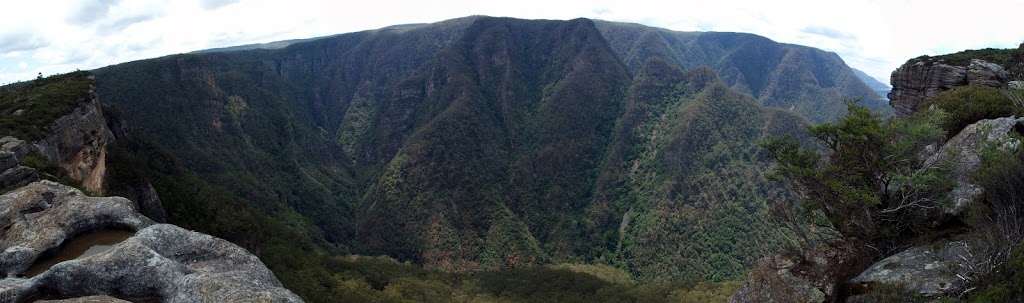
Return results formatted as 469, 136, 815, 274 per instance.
0, 71, 93, 140
594, 21, 890, 122
275, 255, 742, 303
966, 134, 1024, 302
762, 102, 948, 252
920, 43, 1024, 69
14, 20, 1024, 303
616, 67, 796, 282
972, 245, 1024, 302
923, 86, 1023, 137
98, 115, 748, 302
18, 150, 78, 187
85, 16, 887, 298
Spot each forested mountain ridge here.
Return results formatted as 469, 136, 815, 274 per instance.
594, 21, 887, 122
91, 16, 879, 284
851, 67, 891, 99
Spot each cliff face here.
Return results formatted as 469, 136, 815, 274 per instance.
33, 76, 111, 193
888, 58, 1011, 117
0, 73, 167, 222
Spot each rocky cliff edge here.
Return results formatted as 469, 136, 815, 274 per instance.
0, 181, 302, 302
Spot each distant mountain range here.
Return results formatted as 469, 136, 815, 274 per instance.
852, 67, 892, 100
91, 15, 886, 284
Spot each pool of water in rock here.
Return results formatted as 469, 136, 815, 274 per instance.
24, 229, 137, 277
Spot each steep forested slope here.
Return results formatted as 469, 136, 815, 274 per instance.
596, 60, 810, 281
93, 16, 870, 282
595, 21, 887, 122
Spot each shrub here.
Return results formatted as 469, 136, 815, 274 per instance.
923, 86, 1021, 137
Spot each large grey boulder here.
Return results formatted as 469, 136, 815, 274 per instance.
967, 59, 1011, 87
729, 255, 825, 303
0, 181, 302, 302
0, 137, 29, 161
0, 153, 17, 172
851, 241, 984, 298
37, 224, 302, 302
0, 181, 151, 277
38, 296, 130, 303
731, 241, 862, 303
0, 152, 38, 191
0, 166, 38, 192
888, 58, 1010, 118
888, 61, 967, 117
923, 116, 1024, 215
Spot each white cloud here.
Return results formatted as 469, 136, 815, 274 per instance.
65, 0, 120, 25
1, 0, 1022, 85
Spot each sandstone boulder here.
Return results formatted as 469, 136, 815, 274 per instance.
0, 181, 152, 277
0, 153, 18, 172
730, 241, 861, 303
967, 59, 1011, 87
38, 296, 130, 303
0, 137, 30, 161
36, 224, 302, 302
0, 166, 38, 192
888, 61, 966, 117
888, 58, 1011, 118
851, 241, 984, 298
923, 116, 1024, 215
0, 181, 302, 302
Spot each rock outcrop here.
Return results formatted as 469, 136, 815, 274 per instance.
0, 153, 37, 191
968, 59, 1011, 87
37, 296, 129, 303
730, 241, 862, 303
924, 116, 1024, 215
0, 181, 153, 277
36, 224, 303, 302
6, 72, 167, 222
851, 241, 985, 298
33, 77, 111, 193
889, 58, 1011, 117
0, 138, 29, 162
0, 139, 38, 192
0, 181, 302, 302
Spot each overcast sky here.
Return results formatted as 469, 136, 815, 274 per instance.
1, 0, 1022, 85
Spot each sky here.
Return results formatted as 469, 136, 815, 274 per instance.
1, 0, 1022, 86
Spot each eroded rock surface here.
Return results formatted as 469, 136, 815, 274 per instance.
888, 58, 1010, 117
730, 241, 862, 303
923, 116, 1024, 215
888, 61, 967, 117
33, 80, 112, 193
0, 152, 37, 191
0, 181, 302, 302
38, 296, 130, 303
37, 224, 302, 302
0, 137, 29, 161
967, 59, 1011, 87
851, 241, 984, 298
0, 181, 150, 277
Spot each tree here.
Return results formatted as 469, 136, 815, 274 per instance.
761, 101, 948, 254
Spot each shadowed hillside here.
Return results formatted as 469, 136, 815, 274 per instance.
595, 21, 887, 122
93, 16, 871, 284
